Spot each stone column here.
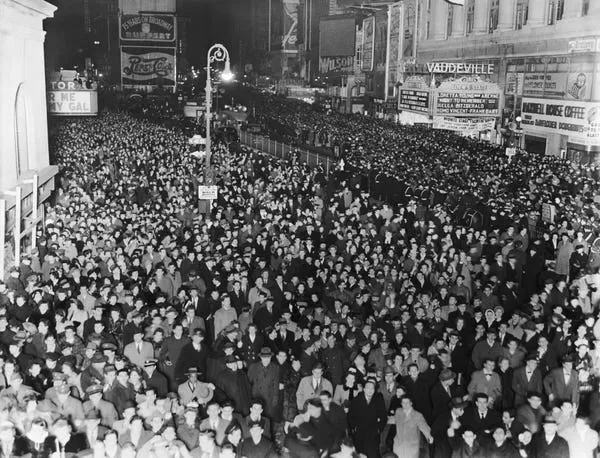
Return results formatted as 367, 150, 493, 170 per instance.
430, 0, 448, 40
497, 0, 515, 31
526, 0, 547, 27
451, 5, 466, 37
587, 0, 600, 16
561, 0, 583, 19
472, 0, 489, 34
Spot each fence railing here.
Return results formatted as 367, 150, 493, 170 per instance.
239, 130, 336, 175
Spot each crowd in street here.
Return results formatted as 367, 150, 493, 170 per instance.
2, 92, 600, 458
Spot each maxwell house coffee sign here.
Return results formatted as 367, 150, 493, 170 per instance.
121, 47, 175, 87
120, 14, 175, 42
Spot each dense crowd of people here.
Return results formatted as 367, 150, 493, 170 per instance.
2, 90, 600, 458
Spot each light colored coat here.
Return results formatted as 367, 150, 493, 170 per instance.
295, 376, 333, 410
392, 407, 431, 458
123, 341, 154, 368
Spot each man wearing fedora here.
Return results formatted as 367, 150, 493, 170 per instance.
123, 327, 154, 369
248, 347, 280, 421
543, 353, 580, 408
82, 384, 118, 428
431, 397, 468, 458
142, 358, 169, 397
430, 368, 461, 419
175, 328, 210, 382
178, 366, 214, 407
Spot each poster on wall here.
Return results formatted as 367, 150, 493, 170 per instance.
523, 72, 567, 98
565, 71, 592, 100
120, 14, 176, 43
361, 16, 374, 71
121, 47, 176, 87
505, 72, 524, 95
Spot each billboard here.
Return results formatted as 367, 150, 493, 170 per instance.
521, 97, 600, 145
120, 14, 175, 43
283, 0, 300, 51
121, 47, 176, 87
319, 56, 354, 76
361, 16, 374, 71
48, 91, 98, 116
387, 2, 404, 93
319, 16, 356, 57
434, 79, 501, 117
399, 89, 429, 113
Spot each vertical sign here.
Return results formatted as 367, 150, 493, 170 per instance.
283, 0, 299, 52
362, 16, 374, 71
386, 2, 403, 98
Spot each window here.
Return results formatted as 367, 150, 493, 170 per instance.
14, 83, 30, 175
447, 5, 454, 37
426, 0, 432, 40
515, 0, 529, 29
548, 0, 564, 24
489, 0, 499, 32
583, 0, 590, 15
466, 0, 475, 34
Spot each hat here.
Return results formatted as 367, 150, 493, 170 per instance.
542, 415, 557, 424
45, 352, 60, 361
90, 352, 107, 364
312, 362, 324, 371
522, 321, 536, 331
450, 397, 469, 409
186, 367, 200, 376
101, 343, 117, 352
85, 409, 101, 420
86, 384, 103, 396
144, 359, 158, 367
439, 369, 456, 382
562, 353, 574, 363
259, 347, 273, 357
383, 366, 395, 375
525, 353, 538, 362
197, 384, 213, 403
224, 355, 237, 364
301, 340, 313, 350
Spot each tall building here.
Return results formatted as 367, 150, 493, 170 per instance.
407, 0, 600, 158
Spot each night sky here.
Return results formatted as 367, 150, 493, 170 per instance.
44, 0, 238, 71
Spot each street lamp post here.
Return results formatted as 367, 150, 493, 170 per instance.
204, 43, 233, 185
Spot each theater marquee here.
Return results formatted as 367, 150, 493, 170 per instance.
433, 79, 501, 117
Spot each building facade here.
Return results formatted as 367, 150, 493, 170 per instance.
0, 0, 59, 276
414, 0, 600, 158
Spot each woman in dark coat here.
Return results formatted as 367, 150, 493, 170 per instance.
497, 357, 514, 410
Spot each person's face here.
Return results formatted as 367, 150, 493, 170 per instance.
364, 383, 375, 398
476, 397, 488, 411
543, 422, 557, 435
502, 412, 513, 424
401, 397, 412, 410
312, 368, 323, 379
462, 431, 475, 445
250, 403, 263, 417
493, 428, 506, 443
409, 366, 419, 378
484, 360, 495, 372
529, 396, 542, 409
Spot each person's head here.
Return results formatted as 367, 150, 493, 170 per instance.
364, 379, 376, 398
462, 428, 476, 446
528, 392, 542, 409
408, 363, 419, 378
492, 426, 506, 444
250, 399, 264, 418
206, 400, 221, 419
400, 396, 413, 411
319, 390, 332, 409
225, 423, 242, 446
475, 393, 489, 411
542, 417, 558, 435
198, 430, 216, 450
312, 363, 323, 379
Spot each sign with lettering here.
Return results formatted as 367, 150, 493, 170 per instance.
319, 56, 354, 75
198, 185, 218, 200
505, 73, 524, 95
433, 116, 496, 132
426, 62, 495, 74
361, 16, 374, 71
541, 203, 556, 223
47, 91, 98, 116
121, 47, 175, 87
399, 89, 429, 113
568, 39, 596, 53
521, 97, 600, 145
523, 72, 567, 98
120, 14, 176, 42
434, 79, 501, 117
